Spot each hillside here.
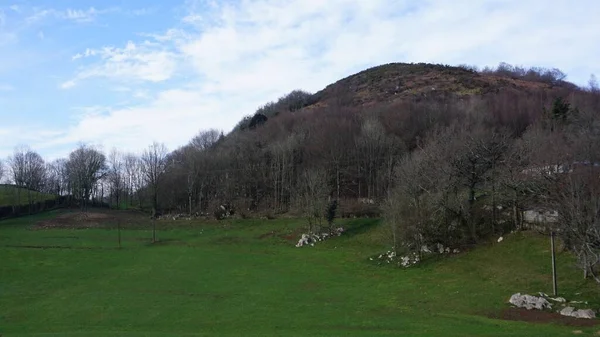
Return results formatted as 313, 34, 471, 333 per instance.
309, 62, 575, 108
158, 62, 597, 219
0, 185, 56, 207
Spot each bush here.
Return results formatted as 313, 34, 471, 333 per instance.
326, 199, 338, 227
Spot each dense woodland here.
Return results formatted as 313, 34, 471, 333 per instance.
2, 62, 600, 278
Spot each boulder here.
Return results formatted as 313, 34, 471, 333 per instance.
560, 307, 575, 316
560, 307, 596, 319
509, 293, 552, 310
575, 309, 596, 319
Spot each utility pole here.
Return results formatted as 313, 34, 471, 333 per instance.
551, 231, 558, 296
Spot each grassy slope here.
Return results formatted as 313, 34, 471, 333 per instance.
0, 185, 55, 207
1, 213, 599, 336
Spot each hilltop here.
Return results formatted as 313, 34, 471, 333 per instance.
235, 62, 579, 126
310, 62, 576, 108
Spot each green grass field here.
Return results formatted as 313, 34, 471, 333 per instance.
1, 210, 599, 336
0, 185, 55, 207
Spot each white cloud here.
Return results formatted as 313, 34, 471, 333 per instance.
60, 80, 76, 89
64, 7, 99, 23
63, 41, 178, 88
11, 0, 600, 158
26, 6, 117, 25
72, 48, 97, 60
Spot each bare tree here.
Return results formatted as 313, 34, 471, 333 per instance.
190, 129, 221, 151
301, 168, 329, 234
67, 144, 107, 210
0, 159, 4, 183
108, 148, 124, 209
141, 142, 168, 217
124, 153, 141, 208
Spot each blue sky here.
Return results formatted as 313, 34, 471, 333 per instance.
1, 0, 599, 160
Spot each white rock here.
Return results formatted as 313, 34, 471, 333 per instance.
509, 293, 552, 310
560, 307, 596, 319
549, 297, 566, 303
560, 307, 575, 316
574, 309, 596, 319
497, 237, 504, 243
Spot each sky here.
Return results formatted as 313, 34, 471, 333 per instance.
0, 0, 599, 160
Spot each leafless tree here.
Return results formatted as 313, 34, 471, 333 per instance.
301, 168, 329, 234
190, 129, 221, 151
67, 144, 107, 210
123, 153, 141, 207
108, 148, 124, 208
141, 142, 168, 216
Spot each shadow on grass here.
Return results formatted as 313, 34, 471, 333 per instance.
341, 218, 381, 238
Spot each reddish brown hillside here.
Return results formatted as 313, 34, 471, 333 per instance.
308, 63, 575, 109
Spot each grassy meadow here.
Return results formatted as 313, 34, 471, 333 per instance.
1, 209, 599, 336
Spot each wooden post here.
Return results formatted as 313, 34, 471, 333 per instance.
551, 231, 558, 296
117, 220, 122, 249
152, 218, 156, 243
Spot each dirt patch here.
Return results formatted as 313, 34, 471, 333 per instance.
490, 307, 598, 327
32, 209, 146, 230
279, 228, 305, 242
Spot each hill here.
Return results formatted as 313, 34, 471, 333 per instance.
309, 62, 576, 108
0, 184, 56, 207
157, 62, 596, 217
235, 62, 579, 124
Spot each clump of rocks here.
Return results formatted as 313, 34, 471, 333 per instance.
508, 292, 596, 319
509, 293, 553, 310
295, 227, 345, 247
370, 243, 460, 268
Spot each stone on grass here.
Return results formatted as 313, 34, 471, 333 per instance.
509, 293, 552, 310
560, 306, 596, 319
549, 297, 566, 303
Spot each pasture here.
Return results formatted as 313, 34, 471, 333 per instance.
1, 209, 599, 336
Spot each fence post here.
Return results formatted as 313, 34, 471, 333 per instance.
117, 220, 122, 249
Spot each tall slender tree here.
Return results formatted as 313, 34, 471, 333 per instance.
141, 142, 168, 217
